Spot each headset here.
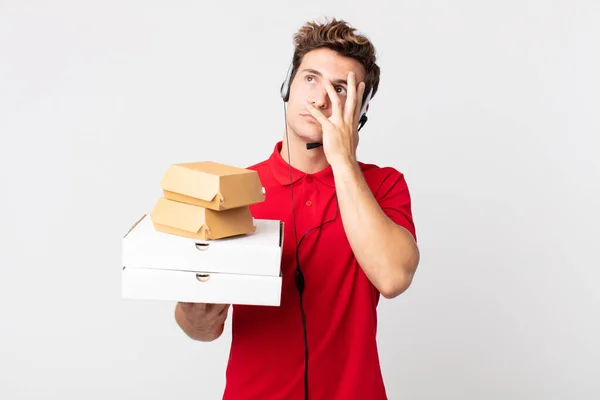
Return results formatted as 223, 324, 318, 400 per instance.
279, 60, 372, 400
280, 62, 373, 149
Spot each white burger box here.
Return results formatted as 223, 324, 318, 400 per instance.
121, 214, 283, 306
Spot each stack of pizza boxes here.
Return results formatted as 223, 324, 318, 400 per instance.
121, 162, 283, 306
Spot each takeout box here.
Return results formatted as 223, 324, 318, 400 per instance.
121, 214, 283, 306
122, 267, 282, 306
150, 197, 256, 240
161, 161, 265, 211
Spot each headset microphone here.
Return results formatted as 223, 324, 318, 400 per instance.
305, 112, 369, 150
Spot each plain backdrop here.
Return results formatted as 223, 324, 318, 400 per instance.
1, 1, 598, 399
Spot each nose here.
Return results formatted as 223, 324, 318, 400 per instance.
310, 85, 329, 110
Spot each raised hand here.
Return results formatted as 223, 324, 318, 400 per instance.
303, 71, 366, 167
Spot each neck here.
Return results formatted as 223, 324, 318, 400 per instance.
280, 127, 330, 174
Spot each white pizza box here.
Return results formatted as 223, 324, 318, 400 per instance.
122, 214, 283, 277
121, 266, 282, 306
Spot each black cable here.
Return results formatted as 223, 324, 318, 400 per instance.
283, 102, 308, 400
283, 102, 338, 400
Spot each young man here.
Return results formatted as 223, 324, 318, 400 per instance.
175, 18, 420, 399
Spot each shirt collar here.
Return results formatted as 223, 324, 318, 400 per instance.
268, 141, 336, 188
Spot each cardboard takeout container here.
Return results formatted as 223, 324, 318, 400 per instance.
122, 267, 282, 306
124, 214, 282, 276
121, 160, 280, 306
150, 197, 256, 240
161, 161, 265, 211
121, 214, 283, 306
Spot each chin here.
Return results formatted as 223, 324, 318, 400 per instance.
290, 122, 323, 143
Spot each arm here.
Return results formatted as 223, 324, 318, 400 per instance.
174, 302, 230, 342
303, 71, 420, 298
331, 161, 419, 298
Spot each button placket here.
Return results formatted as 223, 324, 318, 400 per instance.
304, 175, 313, 207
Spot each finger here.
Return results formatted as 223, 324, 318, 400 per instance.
354, 82, 366, 124
207, 303, 228, 318
179, 302, 192, 313
324, 79, 343, 119
303, 101, 331, 126
217, 304, 231, 318
212, 303, 227, 315
203, 303, 217, 317
344, 71, 357, 122
180, 302, 205, 316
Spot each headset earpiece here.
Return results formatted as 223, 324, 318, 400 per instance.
358, 87, 372, 130
280, 63, 293, 102
358, 114, 368, 132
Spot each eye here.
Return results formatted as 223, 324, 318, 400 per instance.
305, 75, 316, 83
335, 86, 347, 96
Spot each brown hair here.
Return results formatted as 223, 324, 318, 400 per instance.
290, 18, 380, 104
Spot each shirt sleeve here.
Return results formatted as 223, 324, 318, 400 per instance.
374, 168, 417, 242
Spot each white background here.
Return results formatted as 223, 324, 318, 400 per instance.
1, 1, 599, 399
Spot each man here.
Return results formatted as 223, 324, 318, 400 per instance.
175, 18, 420, 399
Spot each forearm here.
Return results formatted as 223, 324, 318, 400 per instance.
332, 159, 420, 298
175, 304, 224, 342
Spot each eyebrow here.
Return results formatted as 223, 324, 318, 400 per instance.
300, 68, 347, 86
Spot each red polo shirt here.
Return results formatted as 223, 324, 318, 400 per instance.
222, 142, 416, 400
